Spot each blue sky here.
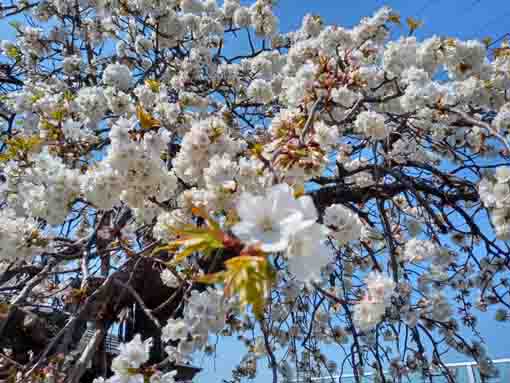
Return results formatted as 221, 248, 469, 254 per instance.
272, 0, 510, 42
1, 0, 510, 381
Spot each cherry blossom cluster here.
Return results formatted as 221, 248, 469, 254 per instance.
95, 335, 178, 383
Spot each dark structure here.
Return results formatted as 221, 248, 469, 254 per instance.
0, 259, 201, 383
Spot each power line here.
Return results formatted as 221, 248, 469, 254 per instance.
487, 33, 510, 48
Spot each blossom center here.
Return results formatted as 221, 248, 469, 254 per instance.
260, 216, 275, 232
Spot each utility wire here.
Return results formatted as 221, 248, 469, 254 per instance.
488, 33, 510, 48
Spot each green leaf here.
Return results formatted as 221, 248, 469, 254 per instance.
388, 13, 401, 25
5, 46, 21, 60
406, 17, 423, 34
0, 135, 41, 163
200, 254, 276, 319
155, 210, 227, 265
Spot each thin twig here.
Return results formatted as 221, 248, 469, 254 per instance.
21, 274, 116, 380
114, 280, 161, 329
0, 260, 56, 338
66, 324, 106, 383
451, 108, 510, 154
299, 97, 324, 145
